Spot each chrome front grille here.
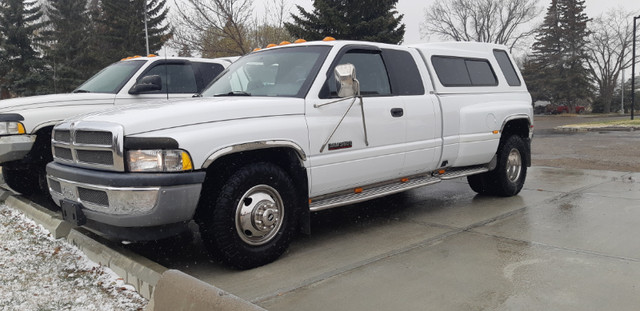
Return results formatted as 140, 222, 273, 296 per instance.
51, 121, 125, 172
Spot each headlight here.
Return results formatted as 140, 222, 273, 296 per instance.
0, 122, 26, 135
127, 149, 194, 172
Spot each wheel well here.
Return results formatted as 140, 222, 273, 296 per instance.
500, 118, 531, 167
22, 126, 53, 164
195, 147, 309, 230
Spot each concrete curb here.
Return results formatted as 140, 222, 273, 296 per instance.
148, 269, 267, 311
0, 188, 265, 310
554, 126, 640, 132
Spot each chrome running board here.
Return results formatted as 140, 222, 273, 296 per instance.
308, 165, 489, 212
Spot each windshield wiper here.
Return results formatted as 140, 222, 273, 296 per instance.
214, 91, 251, 97
73, 89, 91, 93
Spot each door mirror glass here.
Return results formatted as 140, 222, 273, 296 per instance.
129, 75, 162, 94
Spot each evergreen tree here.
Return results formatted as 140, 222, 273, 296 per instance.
523, 0, 593, 110
285, 0, 405, 44
0, 0, 47, 97
44, 0, 97, 93
95, 0, 171, 66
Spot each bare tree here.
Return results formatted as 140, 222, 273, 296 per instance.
586, 8, 638, 113
249, 0, 292, 49
171, 0, 254, 57
420, 0, 542, 52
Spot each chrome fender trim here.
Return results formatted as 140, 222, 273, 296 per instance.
202, 140, 307, 168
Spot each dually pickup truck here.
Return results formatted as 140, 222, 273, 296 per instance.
46, 39, 533, 269
0, 56, 235, 195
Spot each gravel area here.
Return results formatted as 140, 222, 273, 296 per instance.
0, 203, 147, 311
532, 115, 640, 172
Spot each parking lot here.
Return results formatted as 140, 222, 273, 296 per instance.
122, 166, 639, 310
5, 115, 640, 310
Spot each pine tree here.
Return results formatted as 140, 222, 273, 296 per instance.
44, 0, 97, 93
523, 0, 593, 110
0, 0, 47, 97
285, 0, 405, 44
95, 0, 171, 65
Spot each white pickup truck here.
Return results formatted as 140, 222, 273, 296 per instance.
0, 56, 235, 195
46, 39, 533, 269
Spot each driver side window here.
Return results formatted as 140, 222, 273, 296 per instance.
141, 63, 198, 93
326, 50, 391, 97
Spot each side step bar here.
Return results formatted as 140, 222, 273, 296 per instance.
309, 165, 490, 212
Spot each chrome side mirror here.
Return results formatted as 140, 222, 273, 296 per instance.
334, 64, 359, 98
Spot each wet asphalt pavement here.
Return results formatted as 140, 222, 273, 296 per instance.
125, 115, 640, 310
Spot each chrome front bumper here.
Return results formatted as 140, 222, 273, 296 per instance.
46, 162, 205, 229
0, 135, 36, 163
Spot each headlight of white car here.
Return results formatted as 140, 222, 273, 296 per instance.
127, 149, 194, 172
0, 122, 26, 135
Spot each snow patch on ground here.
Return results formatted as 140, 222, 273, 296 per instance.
0, 203, 147, 311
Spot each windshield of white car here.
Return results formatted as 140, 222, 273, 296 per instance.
202, 45, 331, 98
73, 60, 146, 94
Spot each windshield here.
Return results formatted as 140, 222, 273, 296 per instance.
73, 60, 146, 94
201, 45, 331, 98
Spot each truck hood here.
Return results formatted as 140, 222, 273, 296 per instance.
69, 97, 305, 135
0, 93, 115, 113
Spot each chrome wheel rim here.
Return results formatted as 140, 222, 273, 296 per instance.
506, 148, 522, 183
235, 185, 284, 246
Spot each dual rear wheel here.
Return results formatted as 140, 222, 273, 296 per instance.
467, 135, 527, 197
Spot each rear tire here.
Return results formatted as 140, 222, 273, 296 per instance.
468, 135, 527, 197
198, 162, 298, 269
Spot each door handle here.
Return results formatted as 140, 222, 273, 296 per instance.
391, 108, 404, 117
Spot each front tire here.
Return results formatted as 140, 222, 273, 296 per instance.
2, 164, 43, 195
198, 162, 298, 269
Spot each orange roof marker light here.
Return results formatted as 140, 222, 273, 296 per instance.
323, 36, 336, 41
266, 43, 277, 48
279, 41, 291, 46
132, 55, 142, 58
253, 48, 262, 52
294, 39, 307, 43
147, 54, 157, 57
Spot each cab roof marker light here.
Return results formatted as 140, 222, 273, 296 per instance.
133, 55, 142, 58
294, 39, 307, 43
279, 41, 291, 45
147, 54, 157, 57
266, 43, 277, 48
253, 48, 261, 52
323, 36, 336, 41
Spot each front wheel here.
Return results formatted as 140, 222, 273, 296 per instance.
2, 164, 44, 195
198, 162, 298, 269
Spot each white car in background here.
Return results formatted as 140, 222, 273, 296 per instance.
0, 55, 237, 195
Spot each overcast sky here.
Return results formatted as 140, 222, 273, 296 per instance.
279, 0, 640, 44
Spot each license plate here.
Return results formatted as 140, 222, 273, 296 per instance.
60, 199, 87, 226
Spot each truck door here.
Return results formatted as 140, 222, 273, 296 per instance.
306, 46, 407, 197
